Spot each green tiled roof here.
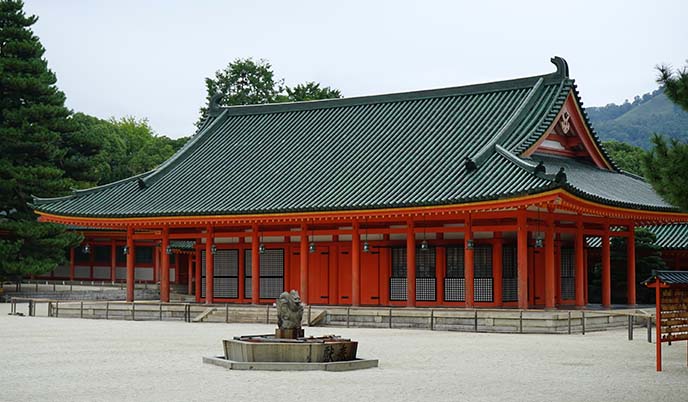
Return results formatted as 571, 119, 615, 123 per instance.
169, 240, 196, 251
645, 224, 688, 249
533, 155, 673, 211
587, 224, 688, 249
32, 57, 677, 218
642, 270, 688, 286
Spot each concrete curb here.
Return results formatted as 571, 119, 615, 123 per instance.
202, 356, 379, 371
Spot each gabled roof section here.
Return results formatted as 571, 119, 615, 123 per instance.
31, 57, 679, 220
530, 154, 674, 211
514, 80, 618, 171
647, 224, 688, 249
642, 270, 688, 286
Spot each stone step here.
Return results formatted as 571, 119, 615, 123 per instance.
192, 307, 217, 322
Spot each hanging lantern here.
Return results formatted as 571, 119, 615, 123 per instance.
309, 242, 317, 253
466, 239, 475, 249
420, 239, 429, 251
82, 244, 90, 254
259, 243, 266, 254
363, 241, 370, 253
123, 246, 129, 255
165, 245, 172, 255
211, 244, 217, 254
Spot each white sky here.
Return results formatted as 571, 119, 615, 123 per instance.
24, 0, 688, 139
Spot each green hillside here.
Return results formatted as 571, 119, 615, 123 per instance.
586, 88, 688, 148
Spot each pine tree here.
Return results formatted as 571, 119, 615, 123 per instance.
643, 61, 688, 209
657, 62, 688, 112
0, 0, 82, 281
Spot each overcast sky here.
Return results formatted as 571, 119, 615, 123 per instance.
24, 0, 688, 139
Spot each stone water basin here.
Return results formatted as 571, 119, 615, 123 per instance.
223, 335, 358, 363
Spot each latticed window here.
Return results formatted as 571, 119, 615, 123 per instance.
201, 250, 207, 298
446, 247, 464, 278
474, 245, 492, 278
244, 249, 284, 299
445, 246, 464, 302
416, 248, 436, 278
212, 249, 238, 299
502, 246, 518, 302
390, 248, 407, 301
244, 249, 252, 299
390, 247, 436, 301
416, 248, 436, 301
560, 248, 575, 300
474, 245, 493, 302
391, 248, 406, 278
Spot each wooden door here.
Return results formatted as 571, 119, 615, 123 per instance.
308, 246, 330, 304
361, 250, 381, 305
338, 247, 352, 304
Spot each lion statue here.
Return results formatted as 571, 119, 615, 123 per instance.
276, 290, 304, 330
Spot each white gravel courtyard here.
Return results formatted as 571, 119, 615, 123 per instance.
0, 303, 685, 402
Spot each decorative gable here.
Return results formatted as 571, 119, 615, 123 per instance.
523, 91, 613, 170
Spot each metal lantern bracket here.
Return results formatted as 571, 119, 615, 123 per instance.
309, 225, 316, 253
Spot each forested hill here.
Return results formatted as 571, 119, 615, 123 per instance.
586, 88, 688, 149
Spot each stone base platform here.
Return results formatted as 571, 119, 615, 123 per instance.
203, 356, 379, 371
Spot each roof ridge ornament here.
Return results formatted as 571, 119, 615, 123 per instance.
463, 156, 477, 173
208, 93, 224, 117
555, 167, 567, 183
494, 144, 539, 172
467, 77, 545, 172
550, 56, 569, 79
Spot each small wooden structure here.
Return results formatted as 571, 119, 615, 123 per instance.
643, 270, 688, 371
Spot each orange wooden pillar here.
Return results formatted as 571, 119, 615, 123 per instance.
238, 237, 245, 302
575, 218, 585, 308
653, 282, 663, 371
300, 223, 309, 305
517, 208, 528, 309
493, 232, 503, 307
126, 227, 135, 302
205, 226, 214, 304
544, 210, 556, 309
154, 247, 160, 283
601, 223, 611, 308
69, 247, 75, 281
436, 233, 445, 305
627, 224, 636, 305
406, 220, 416, 307
351, 222, 361, 306
464, 215, 474, 308
251, 225, 260, 304
110, 239, 116, 283
555, 234, 562, 305
195, 248, 201, 301
160, 226, 170, 303
187, 254, 193, 295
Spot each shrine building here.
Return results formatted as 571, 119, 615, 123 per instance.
32, 57, 688, 309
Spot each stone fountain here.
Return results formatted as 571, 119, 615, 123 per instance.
203, 290, 378, 371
